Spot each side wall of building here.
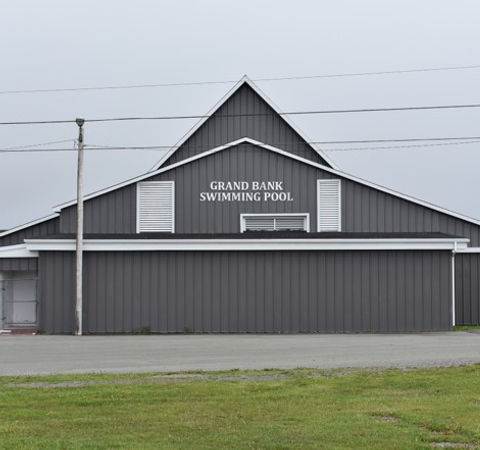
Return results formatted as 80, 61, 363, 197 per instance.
38, 250, 452, 334
38, 251, 75, 334
0, 217, 59, 247
0, 258, 37, 272
456, 253, 480, 325
58, 143, 480, 244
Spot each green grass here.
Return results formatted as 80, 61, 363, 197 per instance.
1, 365, 480, 449
454, 324, 480, 331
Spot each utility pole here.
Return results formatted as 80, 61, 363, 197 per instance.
75, 118, 85, 336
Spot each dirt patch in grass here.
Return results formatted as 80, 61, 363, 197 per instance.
378, 414, 401, 424
430, 443, 476, 448
4, 365, 477, 389
6, 372, 291, 388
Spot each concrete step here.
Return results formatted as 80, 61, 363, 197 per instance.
4, 327, 38, 335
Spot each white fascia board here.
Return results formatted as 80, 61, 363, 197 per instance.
455, 247, 480, 253
25, 238, 469, 252
150, 75, 337, 171
52, 136, 480, 227
0, 213, 59, 238
0, 244, 38, 258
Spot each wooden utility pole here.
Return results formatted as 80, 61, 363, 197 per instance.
75, 118, 85, 336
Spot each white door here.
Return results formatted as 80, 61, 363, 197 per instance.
12, 279, 37, 324
5, 273, 37, 326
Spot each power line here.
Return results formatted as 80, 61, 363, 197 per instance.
254, 64, 480, 81
0, 119, 75, 126
0, 146, 168, 153
1, 64, 480, 95
1, 139, 480, 154
2, 102, 480, 126
88, 136, 480, 149
84, 103, 480, 123
0, 139, 75, 150
324, 140, 480, 152
312, 136, 480, 144
7, 135, 480, 153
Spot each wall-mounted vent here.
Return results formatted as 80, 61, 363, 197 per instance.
136, 181, 175, 233
241, 214, 309, 232
317, 179, 341, 231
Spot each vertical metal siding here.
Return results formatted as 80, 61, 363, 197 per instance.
58, 143, 480, 246
59, 183, 137, 234
455, 253, 480, 325
0, 217, 59, 246
162, 84, 329, 167
38, 251, 75, 334
38, 250, 451, 334
0, 258, 37, 271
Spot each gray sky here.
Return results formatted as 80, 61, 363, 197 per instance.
1, 0, 480, 229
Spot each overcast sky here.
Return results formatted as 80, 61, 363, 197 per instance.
1, 0, 479, 229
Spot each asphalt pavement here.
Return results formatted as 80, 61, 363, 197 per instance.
1, 332, 480, 376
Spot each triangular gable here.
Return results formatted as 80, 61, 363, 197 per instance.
54, 137, 480, 227
152, 76, 336, 170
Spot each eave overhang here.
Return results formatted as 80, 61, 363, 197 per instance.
24, 237, 469, 252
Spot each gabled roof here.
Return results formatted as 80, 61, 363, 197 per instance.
53, 137, 480, 227
150, 75, 338, 170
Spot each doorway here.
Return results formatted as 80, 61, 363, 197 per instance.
0, 272, 37, 329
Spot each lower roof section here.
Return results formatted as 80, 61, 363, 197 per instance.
24, 232, 469, 252
0, 243, 39, 258
29, 231, 467, 240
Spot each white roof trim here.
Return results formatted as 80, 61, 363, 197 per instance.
149, 75, 338, 171
0, 243, 38, 258
25, 238, 469, 252
0, 213, 59, 238
54, 136, 480, 226
456, 247, 480, 253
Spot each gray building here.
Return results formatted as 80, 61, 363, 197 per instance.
1, 77, 479, 333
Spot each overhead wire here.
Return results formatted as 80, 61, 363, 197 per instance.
322, 139, 480, 152
1, 64, 480, 95
2, 101, 480, 126
80, 103, 480, 123
2, 138, 480, 154
0, 139, 75, 150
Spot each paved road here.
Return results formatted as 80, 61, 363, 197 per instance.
1, 332, 480, 376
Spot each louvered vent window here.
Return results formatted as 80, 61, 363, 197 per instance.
137, 181, 175, 233
241, 214, 309, 232
317, 179, 341, 231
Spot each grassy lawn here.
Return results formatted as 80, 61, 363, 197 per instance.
1, 366, 480, 449
454, 325, 480, 331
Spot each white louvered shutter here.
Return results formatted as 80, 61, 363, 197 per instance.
243, 216, 275, 231
274, 215, 307, 231
317, 179, 341, 231
242, 214, 309, 232
137, 181, 175, 232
